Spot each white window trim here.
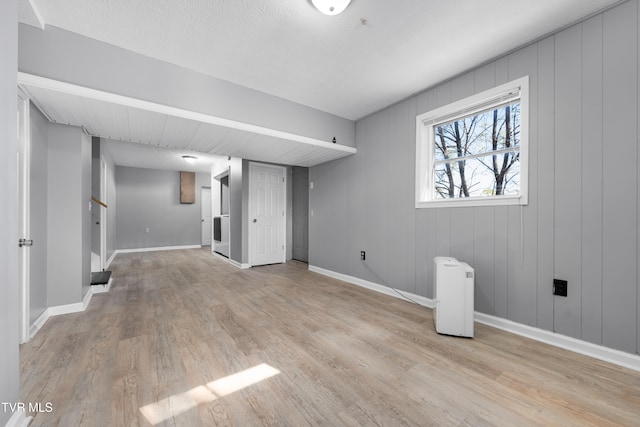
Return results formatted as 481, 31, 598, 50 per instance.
415, 76, 529, 209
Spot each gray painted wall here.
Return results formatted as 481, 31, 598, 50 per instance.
91, 137, 101, 257
292, 167, 309, 262
18, 24, 355, 148
115, 166, 210, 249
230, 158, 245, 263
29, 104, 49, 324
310, 0, 640, 356
102, 145, 117, 263
0, 0, 19, 423
47, 124, 92, 306
81, 132, 92, 298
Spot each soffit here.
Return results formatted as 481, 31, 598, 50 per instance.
20, 73, 356, 168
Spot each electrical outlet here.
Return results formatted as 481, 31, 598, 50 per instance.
145, 227, 150, 233
360, 251, 366, 261
553, 279, 568, 297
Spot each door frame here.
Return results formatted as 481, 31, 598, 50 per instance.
201, 186, 212, 246
248, 162, 286, 267
100, 157, 107, 270
17, 89, 31, 343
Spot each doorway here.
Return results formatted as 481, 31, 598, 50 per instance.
292, 167, 309, 262
249, 162, 286, 266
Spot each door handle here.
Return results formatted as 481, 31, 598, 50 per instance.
253, 219, 257, 223
19, 239, 34, 247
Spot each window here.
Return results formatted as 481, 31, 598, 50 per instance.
416, 76, 529, 208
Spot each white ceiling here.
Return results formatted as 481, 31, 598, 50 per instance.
18, 0, 622, 172
18, 0, 622, 120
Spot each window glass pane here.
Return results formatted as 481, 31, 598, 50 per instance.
434, 153, 520, 199
434, 101, 520, 162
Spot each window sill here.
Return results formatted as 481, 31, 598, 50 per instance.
415, 196, 526, 209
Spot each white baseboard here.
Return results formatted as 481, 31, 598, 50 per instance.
105, 251, 117, 268
4, 411, 32, 427
308, 264, 640, 373
91, 277, 112, 294
308, 265, 435, 308
34, 286, 95, 336
115, 245, 201, 254
29, 309, 49, 340
228, 258, 251, 269
474, 313, 640, 372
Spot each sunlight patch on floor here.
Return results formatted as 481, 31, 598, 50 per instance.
139, 363, 281, 425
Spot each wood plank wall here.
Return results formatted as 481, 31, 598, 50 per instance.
310, 0, 640, 355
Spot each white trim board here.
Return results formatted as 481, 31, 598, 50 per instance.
105, 251, 117, 269
4, 411, 32, 427
28, 286, 97, 340
308, 265, 640, 373
115, 245, 201, 254
228, 258, 251, 270
308, 265, 434, 308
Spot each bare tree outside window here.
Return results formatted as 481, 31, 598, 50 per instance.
433, 101, 521, 199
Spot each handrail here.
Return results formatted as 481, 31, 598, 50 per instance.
91, 196, 107, 208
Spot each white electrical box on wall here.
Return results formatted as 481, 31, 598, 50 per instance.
433, 256, 475, 338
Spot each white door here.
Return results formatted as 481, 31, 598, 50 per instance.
249, 163, 286, 266
17, 93, 31, 343
201, 187, 212, 246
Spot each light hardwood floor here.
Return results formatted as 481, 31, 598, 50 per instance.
20, 248, 640, 426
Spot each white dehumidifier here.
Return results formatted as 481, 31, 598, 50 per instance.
433, 256, 474, 338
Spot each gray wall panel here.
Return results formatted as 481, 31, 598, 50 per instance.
554, 24, 583, 338
536, 36, 556, 333
0, 0, 19, 421
493, 207, 509, 319
292, 167, 309, 262
115, 166, 210, 250
581, 14, 605, 346
102, 147, 117, 263
602, 1, 638, 353
507, 44, 539, 327
309, 158, 349, 273
47, 124, 88, 306
308, 0, 640, 356
81, 133, 92, 299
473, 207, 495, 315
29, 104, 49, 325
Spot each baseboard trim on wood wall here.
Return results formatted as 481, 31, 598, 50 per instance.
115, 245, 201, 254
308, 264, 640, 373
474, 312, 640, 373
29, 285, 98, 340
308, 265, 435, 308
105, 252, 117, 269
228, 258, 251, 269
29, 309, 49, 340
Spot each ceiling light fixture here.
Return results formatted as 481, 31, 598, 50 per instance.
182, 155, 198, 164
311, 0, 351, 16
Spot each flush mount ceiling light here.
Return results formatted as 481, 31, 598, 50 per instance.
311, 0, 351, 15
182, 155, 198, 163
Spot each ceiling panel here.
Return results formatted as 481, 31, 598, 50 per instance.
19, 73, 356, 169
